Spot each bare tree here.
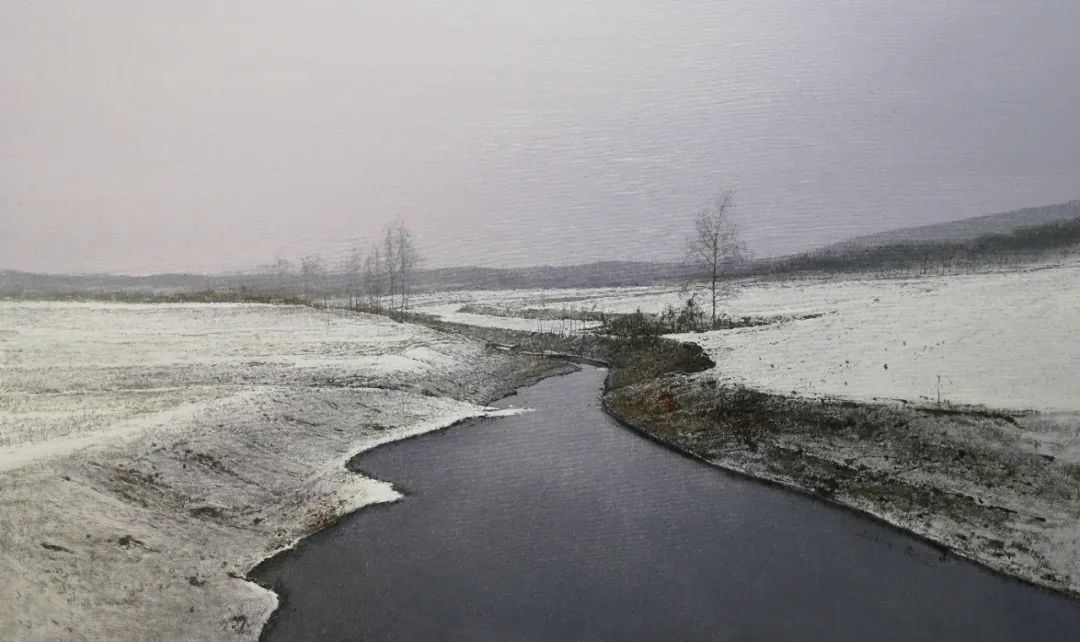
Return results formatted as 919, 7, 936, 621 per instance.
362, 242, 386, 313
342, 243, 363, 309
272, 258, 294, 296
381, 225, 399, 315
686, 192, 742, 327
299, 254, 325, 304
390, 219, 424, 317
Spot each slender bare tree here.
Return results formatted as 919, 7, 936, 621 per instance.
272, 257, 293, 297
390, 220, 424, 316
686, 192, 742, 327
342, 243, 363, 309
381, 225, 399, 315
299, 254, 325, 304
362, 242, 386, 313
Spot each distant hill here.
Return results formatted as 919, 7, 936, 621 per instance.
0, 270, 211, 293
418, 262, 695, 292
832, 200, 1080, 250
757, 199, 1080, 277
0, 261, 696, 300
8, 200, 1080, 300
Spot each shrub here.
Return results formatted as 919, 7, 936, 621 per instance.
598, 309, 664, 343
659, 295, 706, 333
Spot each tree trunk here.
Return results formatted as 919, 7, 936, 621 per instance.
710, 262, 718, 327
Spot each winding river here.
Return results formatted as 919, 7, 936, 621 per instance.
255, 366, 1080, 640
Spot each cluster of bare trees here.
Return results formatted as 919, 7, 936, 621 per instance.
258, 218, 424, 317
255, 195, 748, 329
350, 219, 424, 317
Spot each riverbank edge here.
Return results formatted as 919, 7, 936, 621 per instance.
244, 351, 578, 641
0, 307, 577, 641
604, 378, 1075, 596
408, 316, 1080, 601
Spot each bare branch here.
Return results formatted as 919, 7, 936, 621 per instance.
684, 191, 741, 326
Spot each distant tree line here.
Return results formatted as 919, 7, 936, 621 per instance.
8, 205, 1079, 306
257, 218, 424, 317
0, 260, 701, 302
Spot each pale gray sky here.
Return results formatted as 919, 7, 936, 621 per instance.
3, 1, 1078, 274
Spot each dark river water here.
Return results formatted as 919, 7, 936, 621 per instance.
255, 366, 1080, 641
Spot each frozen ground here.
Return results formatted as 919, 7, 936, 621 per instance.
667, 262, 1080, 413
413, 285, 672, 331
0, 302, 561, 640
1, 302, 486, 453
418, 261, 1080, 413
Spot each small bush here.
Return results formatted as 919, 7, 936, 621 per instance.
659, 295, 706, 333
598, 309, 664, 343
600, 296, 708, 337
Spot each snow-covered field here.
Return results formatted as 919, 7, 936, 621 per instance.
6, 264, 1072, 637
1, 302, 484, 455
417, 262, 1080, 413
0, 302, 551, 640
670, 264, 1080, 412
412, 285, 672, 331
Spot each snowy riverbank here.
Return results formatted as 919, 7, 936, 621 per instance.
407, 264, 1080, 599
416, 261, 1080, 413
0, 302, 568, 640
